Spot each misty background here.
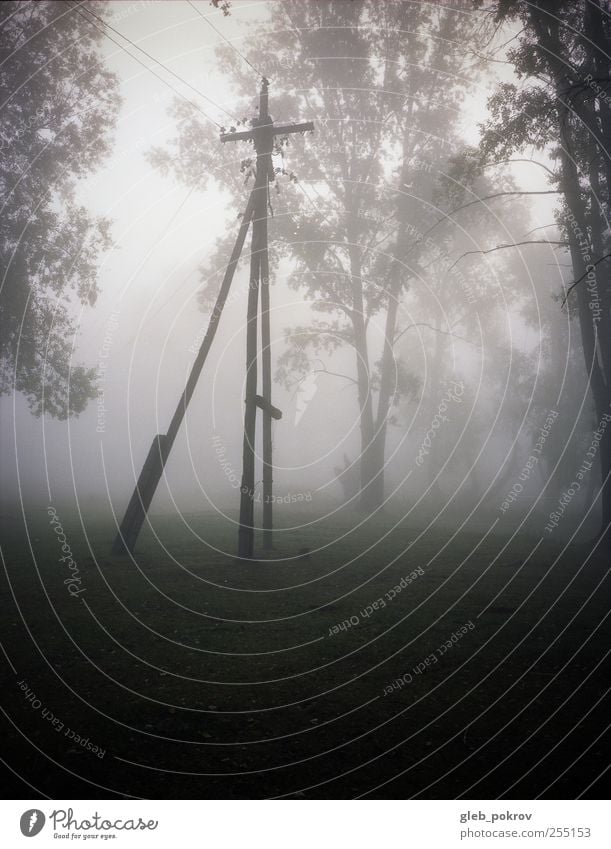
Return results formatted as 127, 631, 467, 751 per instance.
0, 0, 598, 537
3, 0, 611, 804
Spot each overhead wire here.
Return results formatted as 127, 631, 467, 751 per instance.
68, 2, 259, 349
185, 0, 266, 81
71, 0, 239, 127
72, 4, 221, 128
76, 0, 239, 121
74, 1, 316, 350
184, 2, 325, 250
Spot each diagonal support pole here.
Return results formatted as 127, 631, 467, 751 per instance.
112, 78, 312, 560
111, 190, 256, 556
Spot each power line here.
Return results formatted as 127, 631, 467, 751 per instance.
185, 0, 266, 81
71, 1, 239, 127
76, 0, 238, 122
71, 4, 221, 128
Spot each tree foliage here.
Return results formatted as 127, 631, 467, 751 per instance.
151, 0, 506, 505
480, 0, 611, 533
0, 0, 121, 418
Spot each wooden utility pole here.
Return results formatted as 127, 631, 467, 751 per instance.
222, 79, 313, 558
111, 79, 312, 559
260, 207, 273, 550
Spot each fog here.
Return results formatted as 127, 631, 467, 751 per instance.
3, 0, 611, 805
3, 0, 594, 543
2, 3, 368, 516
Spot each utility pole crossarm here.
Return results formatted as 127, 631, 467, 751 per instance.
219, 129, 254, 143
272, 121, 315, 136
220, 121, 314, 145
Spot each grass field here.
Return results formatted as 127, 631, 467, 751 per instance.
1, 504, 609, 799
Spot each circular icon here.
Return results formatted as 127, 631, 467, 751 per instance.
19, 810, 45, 837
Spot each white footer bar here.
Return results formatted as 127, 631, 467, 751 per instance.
1, 800, 608, 848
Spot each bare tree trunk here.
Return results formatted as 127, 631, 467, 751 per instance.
425, 322, 445, 501
558, 130, 611, 537
352, 307, 376, 510
362, 267, 403, 510
527, 3, 611, 539
347, 228, 378, 510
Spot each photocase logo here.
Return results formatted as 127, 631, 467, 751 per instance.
294, 371, 319, 426
20, 810, 45, 837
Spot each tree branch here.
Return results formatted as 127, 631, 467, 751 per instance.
311, 297, 354, 322
289, 361, 358, 393
561, 252, 611, 307
447, 240, 568, 272
379, 190, 565, 263
483, 158, 558, 179
311, 367, 358, 386
394, 321, 481, 348
424, 191, 562, 237
520, 223, 560, 237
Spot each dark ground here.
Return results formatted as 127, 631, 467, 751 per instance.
1, 504, 609, 799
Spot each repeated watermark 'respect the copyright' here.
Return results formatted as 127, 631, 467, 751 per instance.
211, 433, 312, 503
544, 407, 611, 533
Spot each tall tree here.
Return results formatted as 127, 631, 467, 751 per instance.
480, 0, 611, 538
150, 0, 497, 509
0, 0, 121, 418
392, 150, 533, 505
